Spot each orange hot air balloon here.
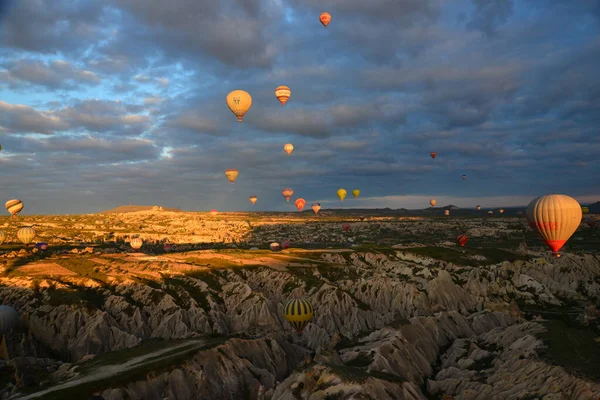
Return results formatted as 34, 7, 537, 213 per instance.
226, 90, 252, 122
295, 198, 306, 211
275, 86, 291, 106
457, 234, 468, 247
311, 203, 321, 214
249, 196, 258, 205
430, 152, 437, 159
526, 194, 582, 256
284, 143, 294, 155
499, 209, 504, 214
319, 12, 331, 27
225, 169, 239, 183
282, 188, 294, 202
430, 199, 437, 207
210, 209, 218, 216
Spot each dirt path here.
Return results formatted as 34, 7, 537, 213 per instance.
17, 337, 219, 399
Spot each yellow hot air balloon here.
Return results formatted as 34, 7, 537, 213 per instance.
0, 230, 5, 245
337, 188, 347, 202
283, 298, 314, 332
17, 226, 35, 245
352, 189, 360, 198
249, 195, 258, 205
582, 206, 590, 214
284, 143, 294, 155
430, 199, 437, 207
275, 86, 291, 106
226, 90, 252, 122
311, 203, 321, 215
130, 237, 143, 250
5, 199, 23, 217
526, 194, 582, 257
224, 169, 239, 183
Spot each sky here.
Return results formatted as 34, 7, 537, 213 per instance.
0, 0, 599, 215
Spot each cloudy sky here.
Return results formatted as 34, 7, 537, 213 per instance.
0, 0, 599, 215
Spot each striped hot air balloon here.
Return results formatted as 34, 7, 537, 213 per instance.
282, 188, 294, 202
270, 242, 281, 252
275, 86, 291, 106
0, 305, 18, 335
224, 169, 239, 183
17, 227, 35, 245
319, 12, 331, 27
526, 194, 582, 257
0, 231, 5, 245
311, 203, 321, 214
283, 298, 314, 332
457, 234, 468, 247
295, 198, 306, 211
284, 143, 294, 155
130, 237, 143, 250
5, 199, 23, 217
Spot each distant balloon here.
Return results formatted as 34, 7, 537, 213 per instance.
130, 237, 143, 250
249, 196, 258, 205
444, 210, 450, 216
337, 188, 347, 202
270, 242, 281, 252
282, 188, 294, 202
0, 305, 18, 335
17, 227, 35, 245
5, 199, 23, 217
499, 209, 504, 214
224, 169, 239, 183
526, 194, 582, 256
582, 206, 590, 214
0, 231, 4, 245
284, 143, 294, 155
430, 199, 437, 207
461, 175, 467, 180
35, 242, 48, 251
476, 205, 481, 211
311, 203, 321, 215
282, 240, 291, 250
275, 86, 291, 106
210, 209, 218, 216
295, 198, 306, 211
283, 298, 313, 332
457, 234, 468, 247
319, 12, 331, 27
352, 189, 360, 198
164, 243, 174, 252
430, 152, 437, 159
342, 223, 350, 232
488, 211, 494, 215
226, 90, 252, 122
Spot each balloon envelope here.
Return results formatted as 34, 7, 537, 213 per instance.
430, 152, 437, 159
476, 205, 481, 211
457, 234, 468, 247
130, 237, 143, 250
226, 90, 252, 122
337, 188, 347, 201
352, 189, 360, 198
283, 298, 313, 332
210, 209, 218, 216
319, 12, 331, 27
224, 169, 239, 183
311, 203, 321, 214
582, 206, 590, 214
282, 188, 294, 202
249, 196, 258, 205
275, 86, 291, 105
270, 242, 281, 252
35, 242, 48, 251
526, 194, 582, 255
17, 227, 35, 245
295, 198, 306, 211
284, 143, 294, 155
430, 199, 437, 207
5, 199, 23, 216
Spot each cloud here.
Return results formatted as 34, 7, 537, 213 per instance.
0, 59, 101, 90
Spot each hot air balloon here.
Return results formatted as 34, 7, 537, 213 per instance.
5, 199, 23, 217
130, 237, 143, 250
582, 206, 590, 214
311, 203, 321, 215
210, 209, 218, 216
226, 90, 252, 122
225, 169, 239, 183
444, 210, 450, 216
457, 234, 468, 247
270, 242, 281, 252
249, 196, 258, 205
16, 227, 35, 245
319, 12, 331, 27
0, 305, 18, 335
430, 152, 437, 159
352, 189, 360, 198
337, 188, 347, 202
275, 86, 291, 105
284, 143, 294, 155
282, 240, 290, 250
35, 242, 48, 251
342, 223, 350, 232
430, 199, 437, 207
164, 243, 174, 252
461, 175, 467, 180
0, 231, 4, 245
282, 188, 294, 202
499, 209, 504, 214
488, 211, 494, 215
526, 194, 582, 257
283, 298, 314, 332
476, 205, 481, 211
295, 198, 306, 211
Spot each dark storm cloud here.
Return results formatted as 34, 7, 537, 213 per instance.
1, 0, 600, 213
